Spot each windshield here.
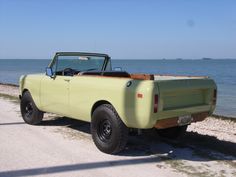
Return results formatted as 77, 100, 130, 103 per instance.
56, 55, 106, 72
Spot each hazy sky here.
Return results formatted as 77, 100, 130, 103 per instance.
0, 0, 235, 59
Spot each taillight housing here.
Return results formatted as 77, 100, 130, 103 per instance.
213, 89, 217, 105
154, 94, 159, 113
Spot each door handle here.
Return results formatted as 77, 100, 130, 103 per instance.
64, 79, 70, 82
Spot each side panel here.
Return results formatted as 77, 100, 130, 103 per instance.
69, 76, 156, 128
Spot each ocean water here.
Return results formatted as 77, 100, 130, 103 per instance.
0, 59, 235, 117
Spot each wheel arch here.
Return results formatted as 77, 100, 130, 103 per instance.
91, 100, 112, 117
22, 89, 29, 95
90, 100, 128, 154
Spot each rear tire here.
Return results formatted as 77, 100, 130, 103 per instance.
91, 104, 128, 154
156, 125, 188, 139
20, 91, 43, 125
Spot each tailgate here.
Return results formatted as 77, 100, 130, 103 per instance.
155, 78, 216, 119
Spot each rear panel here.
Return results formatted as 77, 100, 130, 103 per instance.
154, 78, 217, 120
162, 89, 209, 110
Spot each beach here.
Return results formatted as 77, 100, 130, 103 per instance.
0, 83, 235, 177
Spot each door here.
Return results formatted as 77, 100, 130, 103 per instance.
40, 52, 108, 117
40, 75, 70, 116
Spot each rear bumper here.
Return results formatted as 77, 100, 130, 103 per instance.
154, 112, 208, 129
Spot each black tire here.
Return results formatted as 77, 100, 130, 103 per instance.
156, 125, 188, 139
91, 104, 128, 154
20, 91, 44, 125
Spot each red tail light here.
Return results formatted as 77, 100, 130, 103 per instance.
213, 89, 217, 105
154, 94, 159, 113
137, 93, 143, 98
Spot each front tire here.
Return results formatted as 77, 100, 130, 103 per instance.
91, 104, 128, 154
20, 91, 44, 125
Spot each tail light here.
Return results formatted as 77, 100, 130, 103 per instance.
213, 89, 217, 105
154, 94, 159, 113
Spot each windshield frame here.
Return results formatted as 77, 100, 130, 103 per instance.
48, 52, 111, 75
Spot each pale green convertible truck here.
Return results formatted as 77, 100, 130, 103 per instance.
19, 52, 217, 154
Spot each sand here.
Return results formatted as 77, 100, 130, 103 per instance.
0, 83, 19, 97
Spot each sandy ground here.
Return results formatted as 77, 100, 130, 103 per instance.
0, 84, 236, 177
0, 83, 19, 97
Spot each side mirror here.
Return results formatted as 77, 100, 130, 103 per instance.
46, 67, 53, 77
113, 67, 122, 71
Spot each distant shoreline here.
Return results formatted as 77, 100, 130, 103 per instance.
1, 82, 235, 120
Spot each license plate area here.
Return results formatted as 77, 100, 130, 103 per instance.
178, 115, 193, 126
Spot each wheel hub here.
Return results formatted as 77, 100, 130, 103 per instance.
25, 102, 33, 118
98, 119, 112, 142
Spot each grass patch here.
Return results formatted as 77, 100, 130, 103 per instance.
164, 160, 217, 177
0, 82, 19, 87
0, 93, 19, 103
159, 154, 218, 176
192, 150, 236, 168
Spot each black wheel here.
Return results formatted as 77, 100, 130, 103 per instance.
156, 125, 188, 139
91, 104, 128, 154
20, 91, 44, 125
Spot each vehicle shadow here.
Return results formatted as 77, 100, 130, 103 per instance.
39, 116, 236, 161
40, 116, 91, 134
0, 156, 161, 177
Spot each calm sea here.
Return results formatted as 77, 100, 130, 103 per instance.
0, 59, 235, 118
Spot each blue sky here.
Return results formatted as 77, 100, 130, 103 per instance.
0, 0, 235, 59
